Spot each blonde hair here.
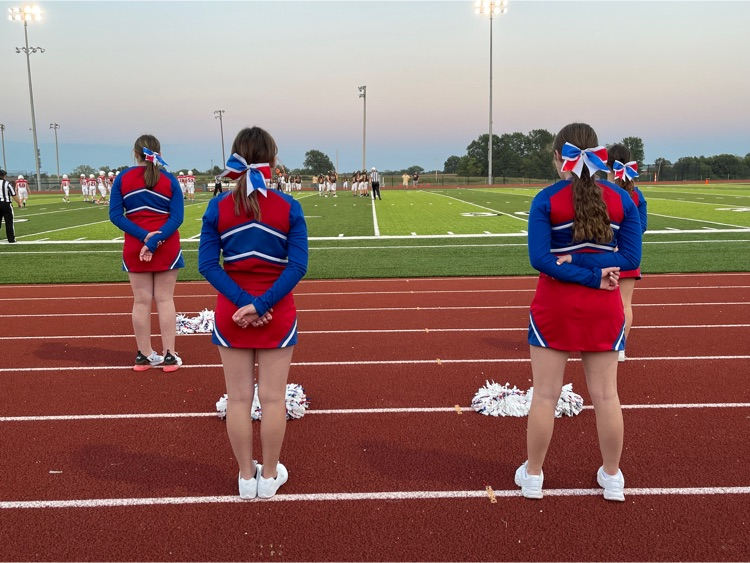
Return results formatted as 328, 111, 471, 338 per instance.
134, 134, 162, 189
553, 123, 613, 244
230, 127, 278, 219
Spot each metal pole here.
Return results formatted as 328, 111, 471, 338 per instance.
50, 123, 60, 180
0, 124, 6, 170
214, 110, 226, 165
359, 86, 366, 171
23, 21, 42, 191
488, 13, 493, 186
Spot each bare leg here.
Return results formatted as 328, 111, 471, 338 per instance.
619, 278, 636, 341
128, 272, 155, 354
526, 346, 569, 475
219, 346, 257, 480
153, 269, 179, 354
257, 346, 294, 478
581, 351, 623, 475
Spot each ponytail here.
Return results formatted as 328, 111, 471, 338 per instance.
133, 134, 163, 190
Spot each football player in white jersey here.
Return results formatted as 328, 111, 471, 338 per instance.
61, 174, 71, 202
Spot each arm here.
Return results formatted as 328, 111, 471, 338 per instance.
145, 174, 184, 252
198, 198, 255, 309
108, 174, 150, 242
636, 187, 648, 233
250, 200, 309, 316
527, 193, 603, 288
568, 195, 642, 271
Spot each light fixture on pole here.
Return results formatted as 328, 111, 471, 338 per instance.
0, 124, 6, 170
474, 0, 508, 186
49, 123, 60, 180
9, 4, 44, 192
214, 110, 226, 166
358, 85, 366, 170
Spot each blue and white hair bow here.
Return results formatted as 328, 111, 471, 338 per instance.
142, 147, 168, 167
612, 160, 639, 181
561, 142, 610, 178
220, 153, 271, 196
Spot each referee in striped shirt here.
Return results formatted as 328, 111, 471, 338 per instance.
0, 169, 21, 243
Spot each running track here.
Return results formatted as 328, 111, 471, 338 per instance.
0, 274, 748, 561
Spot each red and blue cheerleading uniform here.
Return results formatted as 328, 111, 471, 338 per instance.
198, 190, 308, 349
527, 179, 642, 352
109, 166, 185, 273
619, 186, 647, 280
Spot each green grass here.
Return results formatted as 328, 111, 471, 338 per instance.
2, 183, 749, 284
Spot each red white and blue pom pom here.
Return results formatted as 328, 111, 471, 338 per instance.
524, 383, 584, 418
176, 309, 215, 334
471, 380, 530, 417
472, 382, 584, 418
216, 383, 310, 420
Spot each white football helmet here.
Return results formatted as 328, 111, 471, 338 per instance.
188, 170, 193, 175
63, 174, 68, 179
108, 172, 114, 177
89, 174, 95, 179
99, 170, 105, 176
18, 175, 24, 179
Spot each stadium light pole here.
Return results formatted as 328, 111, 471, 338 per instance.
9, 4, 44, 191
49, 123, 60, 180
0, 124, 6, 171
214, 110, 226, 166
475, 0, 508, 186
358, 85, 366, 170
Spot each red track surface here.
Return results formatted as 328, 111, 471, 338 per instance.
0, 274, 748, 561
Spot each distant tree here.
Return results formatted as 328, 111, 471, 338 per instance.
456, 155, 482, 176
71, 164, 96, 177
653, 157, 672, 181
303, 150, 334, 174
406, 165, 424, 176
618, 137, 645, 165
444, 155, 461, 174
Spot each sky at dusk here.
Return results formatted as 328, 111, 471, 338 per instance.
1, 0, 749, 175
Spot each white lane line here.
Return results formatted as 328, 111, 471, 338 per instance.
2, 286, 750, 302
2, 403, 749, 422
1, 302, 749, 319
2, 486, 749, 510
1, 324, 748, 341
2, 355, 749, 373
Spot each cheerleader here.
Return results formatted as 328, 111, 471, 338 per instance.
199, 126, 308, 500
61, 174, 71, 203
109, 134, 184, 372
606, 145, 647, 362
517, 123, 642, 502
15, 175, 28, 207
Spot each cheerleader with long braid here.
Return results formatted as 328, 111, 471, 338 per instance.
516, 123, 642, 502
606, 145, 647, 362
199, 126, 308, 500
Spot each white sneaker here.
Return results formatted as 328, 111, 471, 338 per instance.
618, 350, 626, 362
514, 461, 543, 499
257, 462, 288, 499
597, 466, 625, 501
238, 462, 261, 499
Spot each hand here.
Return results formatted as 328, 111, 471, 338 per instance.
600, 267, 620, 291
555, 254, 572, 265
233, 305, 274, 328
139, 245, 153, 262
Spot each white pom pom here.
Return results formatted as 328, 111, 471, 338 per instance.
216, 394, 228, 419
526, 383, 584, 418
556, 383, 584, 417
216, 383, 310, 421
176, 309, 215, 334
471, 380, 529, 417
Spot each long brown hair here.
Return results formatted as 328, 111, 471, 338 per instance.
230, 127, 278, 219
553, 123, 613, 244
133, 134, 162, 189
607, 144, 635, 194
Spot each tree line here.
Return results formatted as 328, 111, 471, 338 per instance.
443, 129, 749, 182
